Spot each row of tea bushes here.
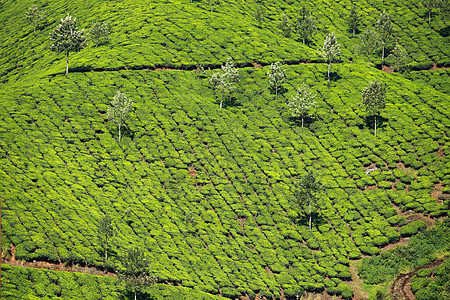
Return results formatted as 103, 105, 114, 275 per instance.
0, 264, 226, 300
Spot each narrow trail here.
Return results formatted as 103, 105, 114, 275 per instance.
390, 258, 445, 300
3, 244, 116, 278
45, 59, 449, 76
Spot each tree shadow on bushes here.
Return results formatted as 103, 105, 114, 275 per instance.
287, 115, 316, 129
365, 115, 388, 131
328, 71, 342, 82
221, 95, 241, 108
269, 85, 288, 97
122, 290, 157, 300
292, 211, 327, 228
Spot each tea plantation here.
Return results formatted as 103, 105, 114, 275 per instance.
1, 0, 449, 299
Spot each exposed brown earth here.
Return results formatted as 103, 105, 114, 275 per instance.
390, 259, 445, 300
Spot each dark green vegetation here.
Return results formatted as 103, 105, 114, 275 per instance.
1, 0, 449, 299
411, 258, 450, 300
358, 219, 450, 285
1, 264, 226, 300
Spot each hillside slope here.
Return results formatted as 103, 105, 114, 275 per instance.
1, 0, 449, 299
1, 0, 448, 83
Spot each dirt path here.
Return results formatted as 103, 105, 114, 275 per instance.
3, 244, 116, 278
390, 258, 445, 300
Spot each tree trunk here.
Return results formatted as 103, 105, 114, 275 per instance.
275, 83, 278, 99
118, 123, 121, 142
134, 286, 137, 300
352, 28, 355, 37
220, 91, 224, 108
105, 237, 108, 263
429, 11, 431, 25
374, 115, 377, 137
367, 53, 370, 66
301, 116, 304, 128
303, 38, 305, 45
382, 45, 385, 61
327, 63, 331, 86
308, 201, 311, 232
66, 52, 69, 75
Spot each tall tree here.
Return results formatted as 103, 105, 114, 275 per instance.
295, 6, 317, 44
361, 79, 386, 137
319, 32, 341, 86
347, 5, 361, 37
376, 10, 395, 61
357, 29, 380, 66
423, 0, 439, 24
49, 15, 87, 75
386, 44, 409, 73
278, 13, 292, 38
25, 4, 46, 33
97, 215, 115, 264
90, 21, 110, 47
117, 247, 156, 300
107, 91, 133, 142
255, 5, 263, 27
287, 83, 316, 127
210, 57, 239, 108
294, 169, 324, 231
267, 61, 286, 99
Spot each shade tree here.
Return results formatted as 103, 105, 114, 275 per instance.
287, 83, 316, 127
25, 5, 46, 33
376, 10, 395, 61
386, 44, 409, 73
117, 247, 157, 300
107, 91, 133, 142
357, 29, 380, 66
90, 21, 110, 47
97, 215, 116, 264
210, 57, 239, 108
347, 5, 361, 37
295, 6, 317, 44
278, 13, 292, 38
49, 14, 87, 75
361, 79, 386, 137
267, 61, 286, 99
294, 169, 324, 231
319, 32, 341, 86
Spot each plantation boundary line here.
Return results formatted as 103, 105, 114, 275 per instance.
41, 60, 450, 77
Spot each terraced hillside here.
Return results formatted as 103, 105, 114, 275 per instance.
1, 0, 449, 299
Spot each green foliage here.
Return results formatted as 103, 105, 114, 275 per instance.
25, 4, 46, 33
357, 29, 380, 66
376, 10, 395, 61
278, 13, 292, 38
319, 32, 341, 85
267, 61, 286, 98
361, 79, 386, 136
294, 6, 317, 45
359, 219, 450, 285
386, 45, 409, 73
210, 57, 239, 108
287, 83, 316, 127
49, 14, 87, 75
90, 21, 110, 47
97, 214, 116, 263
347, 6, 361, 37
411, 258, 450, 300
293, 169, 324, 231
107, 90, 133, 142
117, 247, 157, 300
